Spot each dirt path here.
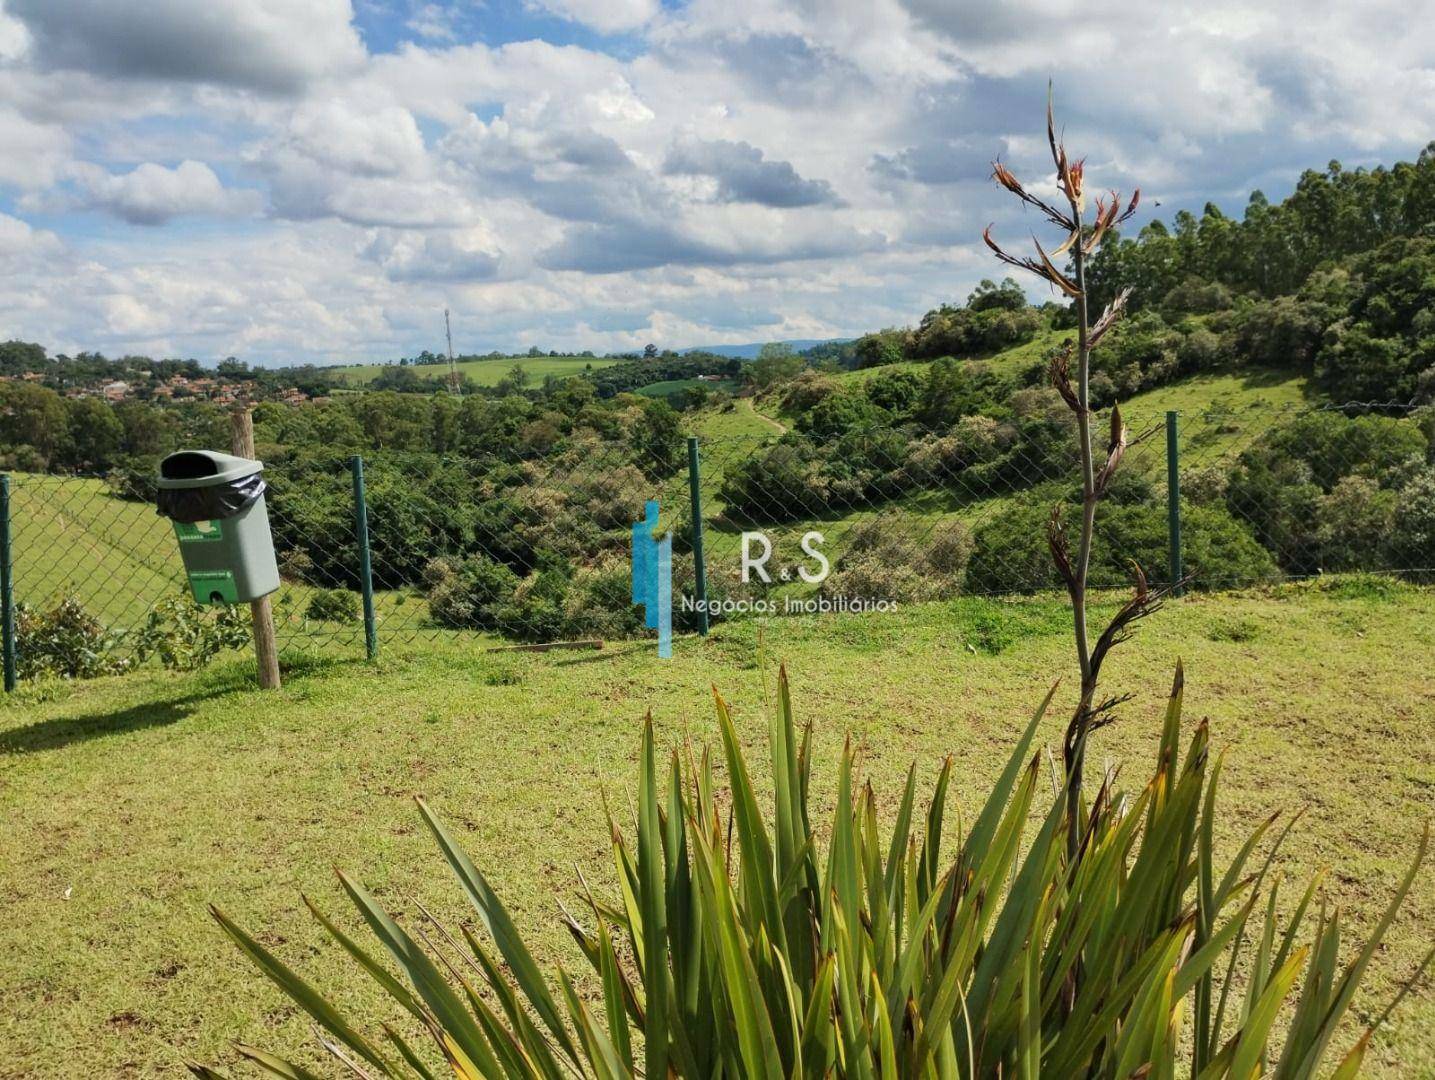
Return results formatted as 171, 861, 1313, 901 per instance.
738, 396, 787, 434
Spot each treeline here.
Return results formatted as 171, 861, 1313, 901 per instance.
0, 341, 341, 398
854, 278, 1054, 369
1080, 148, 1435, 403
588, 353, 742, 397
0, 367, 682, 476
848, 146, 1435, 408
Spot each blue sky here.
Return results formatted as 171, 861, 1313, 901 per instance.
0, 0, 1430, 365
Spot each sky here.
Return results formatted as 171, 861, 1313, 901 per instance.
0, 0, 1431, 367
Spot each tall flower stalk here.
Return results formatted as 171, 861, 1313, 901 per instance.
984, 89, 1161, 858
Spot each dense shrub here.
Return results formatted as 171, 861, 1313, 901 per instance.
917, 358, 1013, 426
777, 369, 840, 413
1090, 310, 1183, 396
1226, 411, 1429, 573
1313, 475, 1398, 571
968, 491, 1277, 592
1315, 237, 1435, 401
797, 389, 889, 436
1159, 275, 1233, 315
862, 367, 924, 417
305, 588, 359, 623
132, 596, 251, 671
717, 439, 831, 521
822, 518, 973, 603
852, 327, 911, 369
1232, 293, 1329, 369
562, 557, 646, 639
15, 596, 127, 679
905, 416, 1003, 478
1389, 466, 1435, 579
425, 555, 520, 630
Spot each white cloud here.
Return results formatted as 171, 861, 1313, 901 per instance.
0, 211, 60, 259
284, 101, 428, 178
529, 0, 659, 35
0, 0, 1430, 361
405, 3, 459, 42
69, 160, 261, 225
0, 106, 70, 188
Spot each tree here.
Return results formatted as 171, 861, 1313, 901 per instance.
966, 277, 1027, 312
984, 88, 1165, 859
750, 343, 804, 387
642, 343, 658, 359
0, 340, 48, 378
61, 397, 124, 471
0, 382, 69, 464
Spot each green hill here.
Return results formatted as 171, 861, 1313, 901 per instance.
330, 355, 618, 388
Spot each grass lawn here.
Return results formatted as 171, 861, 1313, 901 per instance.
329, 356, 619, 388
1, 580, 1433, 1076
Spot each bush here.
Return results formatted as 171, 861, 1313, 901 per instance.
822, 518, 972, 602
968, 491, 1277, 592
1313, 475, 1397, 571
1389, 466, 1435, 579
16, 596, 127, 679
718, 439, 831, 521
905, 416, 1002, 479
207, 668, 1428, 1079
797, 389, 889, 437
425, 555, 520, 630
132, 596, 250, 671
853, 327, 911, 368
305, 588, 359, 623
1226, 411, 1428, 573
563, 557, 646, 639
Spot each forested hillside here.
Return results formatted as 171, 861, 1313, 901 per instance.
3, 146, 1434, 647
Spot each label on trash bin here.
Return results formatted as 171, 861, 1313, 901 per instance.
174, 520, 223, 543
188, 570, 238, 605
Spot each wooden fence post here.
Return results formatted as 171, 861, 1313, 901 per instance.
231, 406, 281, 690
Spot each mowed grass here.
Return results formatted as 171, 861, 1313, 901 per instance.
329, 355, 619, 388
2, 580, 1433, 1076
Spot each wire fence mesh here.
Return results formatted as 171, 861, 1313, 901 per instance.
5, 398, 1431, 680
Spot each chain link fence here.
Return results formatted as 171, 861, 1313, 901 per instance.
4, 399, 1431, 682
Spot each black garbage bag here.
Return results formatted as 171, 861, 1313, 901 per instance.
155, 472, 266, 523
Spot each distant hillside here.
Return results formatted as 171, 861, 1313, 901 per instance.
680, 338, 850, 359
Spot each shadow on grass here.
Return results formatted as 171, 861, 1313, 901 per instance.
0, 683, 239, 754
0, 652, 359, 754
551, 641, 652, 666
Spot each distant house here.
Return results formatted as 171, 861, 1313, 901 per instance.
102, 380, 129, 401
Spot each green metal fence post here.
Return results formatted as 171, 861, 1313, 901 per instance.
1, 475, 13, 690
686, 436, 709, 636
1165, 410, 1184, 596
350, 456, 378, 660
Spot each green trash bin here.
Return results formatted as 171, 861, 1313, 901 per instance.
156, 450, 280, 605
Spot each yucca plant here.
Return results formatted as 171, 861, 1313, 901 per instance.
196, 665, 1428, 1078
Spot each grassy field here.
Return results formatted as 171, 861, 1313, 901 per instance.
2, 579, 1433, 1076
329, 355, 619, 388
